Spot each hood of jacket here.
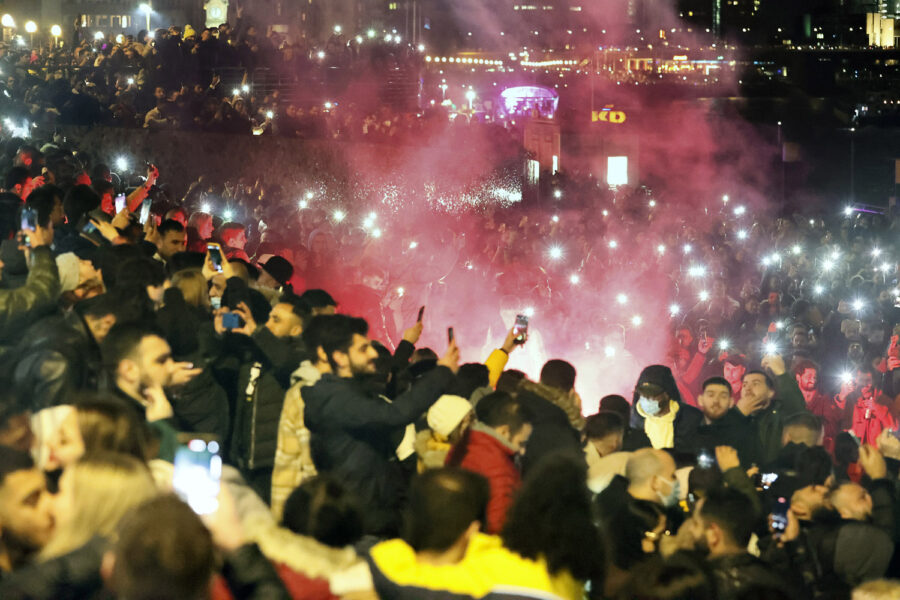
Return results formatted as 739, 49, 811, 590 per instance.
631, 364, 683, 407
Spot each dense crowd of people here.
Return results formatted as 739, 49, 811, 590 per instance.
0, 51, 898, 599
0, 15, 512, 145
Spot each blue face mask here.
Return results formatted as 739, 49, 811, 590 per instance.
657, 476, 681, 508
638, 396, 661, 417
210, 296, 222, 310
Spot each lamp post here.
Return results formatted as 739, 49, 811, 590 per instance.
465, 88, 476, 111
1, 14, 15, 43
24, 21, 36, 48
139, 3, 152, 32
50, 24, 61, 48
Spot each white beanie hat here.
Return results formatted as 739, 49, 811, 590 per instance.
427, 395, 473, 438
55, 253, 80, 293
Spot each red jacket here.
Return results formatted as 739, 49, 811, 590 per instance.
446, 425, 520, 534
851, 395, 896, 446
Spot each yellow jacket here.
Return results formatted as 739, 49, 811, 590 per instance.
368, 533, 583, 600
485, 349, 509, 389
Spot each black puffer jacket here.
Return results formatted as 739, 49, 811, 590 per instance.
305, 366, 455, 536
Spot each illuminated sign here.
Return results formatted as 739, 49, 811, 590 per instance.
592, 105, 627, 124
607, 156, 628, 186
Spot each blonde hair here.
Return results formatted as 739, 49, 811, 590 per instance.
172, 268, 210, 310
40, 453, 157, 560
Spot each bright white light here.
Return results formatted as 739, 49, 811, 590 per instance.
356, 36, 363, 43
371, 228, 382, 238
841, 372, 853, 384
764, 342, 778, 355
683, 244, 692, 254
822, 259, 835, 271
718, 339, 730, 350
809, 219, 814, 225
604, 346, 616, 357
241, 84, 250, 93
771, 253, 781, 263
722, 194, 729, 203
553, 189, 562, 199
872, 248, 882, 257
324, 101, 333, 109
409, 241, 418, 249
266, 110, 274, 119
813, 284, 824, 295
94, 31, 104, 40
465, 89, 477, 102
397, 287, 404, 296
115, 34, 124, 44
791, 245, 802, 255
333, 25, 342, 33
24, 21, 36, 34
1, 15, 15, 28
734, 206, 746, 216
616, 293, 628, 305
298, 200, 308, 209
201, 203, 211, 213
648, 199, 656, 207
232, 88, 240, 96
332, 209, 346, 222
852, 299, 864, 311
551, 215, 559, 223
114, 156, 128, 171
699, 290, 710, 301
223, 209, 234, 220
737, 230, 748, 240
892, 288, 900, 297
688, 265, 706, 278
669, 304, 681, 316
657, 244, 666, 254
608, 240, 618, 249
127, 77, 134, 85
317, 50, 325, 59
631, 315, 643, 327
843, 206, 853, 216
607, 156, 628, 186
417, 44, 425, 52
775, 321, 784, 330
51, 25, 62, 37
523, 307, 535, 318
139, 3, 152, 14
367, 29, 376, 38
880, 263, 892, 273
762, 256, 772, 267
385, 34, 393, 42
548, 245, 564, 260
569, 274, 580, 284
602, 209, 609, 217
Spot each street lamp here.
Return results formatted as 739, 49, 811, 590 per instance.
1, 15, 15, 29
24, 21, 36, 47
139, 3, 152, 32
465, 88, 476, 110
50, 24, 61, 48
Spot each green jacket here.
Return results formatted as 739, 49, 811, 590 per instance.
745, 372, 809, 465
0, 246, 60, 348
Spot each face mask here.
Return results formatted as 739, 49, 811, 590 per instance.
657, 476, 681, 508
210, 296, 221, 310
638, 396, 661, 417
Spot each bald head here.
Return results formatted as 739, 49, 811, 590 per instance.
626, 448, 676, 487
830, 482, 872, 521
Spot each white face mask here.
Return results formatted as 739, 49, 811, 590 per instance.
638, 395, 661, 417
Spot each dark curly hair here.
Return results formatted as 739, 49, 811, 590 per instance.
501, 455, 606, 584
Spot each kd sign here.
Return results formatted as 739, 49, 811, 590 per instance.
592, 107, 627, 124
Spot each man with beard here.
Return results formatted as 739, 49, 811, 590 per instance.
848, 367, 896, 445
736, 353, 808, 464
304, 315, 459, 536
0, 447, 54, 573
793, 359, 845, 453
694, 377, 760, 467
688, 487, 793, 600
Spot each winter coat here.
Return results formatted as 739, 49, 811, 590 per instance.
515, 380, 584, 475
230, 328, 307, 475
743, 373, 809, 465
447, 423, 521, 534
304, 366, 455, 536
11, 310, 102, 410
630, 364, 703, 452
0, 246, 60, 353
270, 361, 321, 520
694, 409, 761, 468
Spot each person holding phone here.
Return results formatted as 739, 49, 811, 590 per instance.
303, 314, 460, 536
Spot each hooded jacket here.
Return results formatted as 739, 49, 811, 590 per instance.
304, 365, 455, 536
630, 365, 702, 452
447, 422, 522, 534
